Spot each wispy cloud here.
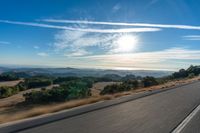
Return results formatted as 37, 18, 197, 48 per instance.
33, 46, 39, 49
2, 19, 200, 70
78, 47, 200, 70
53, 30, 140, 55
64, 49, 91, 57
183, 35, 200, 40
37, 52, 48, 57
82, 47, 200, 60
112, 3, 121, 12
0, 41, 10, 45
54, 30, 119, 55
42, 19, 200, 30
0, 20, 160, 33
149, 0, 159, 5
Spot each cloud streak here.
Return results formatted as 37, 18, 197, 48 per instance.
42, 19, 200, 30
33, 46, 39, 49
183, 35, 200, 40
37, 52, 48, 57
0, 20, 160, 33
0, 41, 10, 45
81, 48, 200, 62
77, 48, 200, 70
112, 3, 121, 12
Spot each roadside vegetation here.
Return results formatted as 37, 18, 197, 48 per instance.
0, 76, 52, 98
0, 65, 200, 103
0, 65, 200, 123
24, 80, 92, 104
100, 65, 200, 95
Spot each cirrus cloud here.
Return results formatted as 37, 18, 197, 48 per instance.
77, 47, 200, 70
0, 20, 160, 33
183, 35, 200, 40
42, 19, 200, 30
37, 52, 48, 57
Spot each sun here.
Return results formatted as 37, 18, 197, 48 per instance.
115, 34, 139, 53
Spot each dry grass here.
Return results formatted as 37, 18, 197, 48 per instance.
0, 80, 23, 87
0, 76, 199, 124
91, 82, 120, 96
0, 84, 58, 108
0, 95, 113, 124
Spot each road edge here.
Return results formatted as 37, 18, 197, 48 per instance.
171, 103, 200, 133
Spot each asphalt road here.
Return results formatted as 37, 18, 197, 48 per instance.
14, 82, 200, 133
181, 106, 200, 133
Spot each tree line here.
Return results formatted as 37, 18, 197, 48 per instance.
0, 74, 19, 81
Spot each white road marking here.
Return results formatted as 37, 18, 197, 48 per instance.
172, 104, 200, 133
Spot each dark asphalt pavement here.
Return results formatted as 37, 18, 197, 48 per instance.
182, 107, 200, 133
17, 81, 200, 133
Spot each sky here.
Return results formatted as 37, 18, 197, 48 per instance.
0, 0, 200, 71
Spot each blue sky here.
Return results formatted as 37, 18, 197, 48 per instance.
0, 0, 200, 70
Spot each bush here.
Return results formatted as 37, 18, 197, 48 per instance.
123, 79, 139, 88
24, 88, 69, 103
53, 77, 80, 84
0, 81, 28, 98
122, 74, 136, 81
24, 80, 91, 104
172, 69, 188, 79
188, 73, 195, 78
0, 76, 53, 98
16, 81, 26, 91
141, 76, 158, 87
25, 78, 52, 89
100, 79, 139, 95
100, 83, 131, 95
170, 65, 200, 80
0, 86, 20, 98
60, 80, 91, 99
187, 65, 200, 76
0, 74, 19, 81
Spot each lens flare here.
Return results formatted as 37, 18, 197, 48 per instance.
114, 34, 139, 53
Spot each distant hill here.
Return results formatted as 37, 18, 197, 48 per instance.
0, 67, 9, 74
0, 67, 173, 78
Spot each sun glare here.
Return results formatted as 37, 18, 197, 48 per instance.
115, 34, 139, 53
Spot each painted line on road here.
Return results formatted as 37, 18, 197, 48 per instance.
172, 104, 200, 133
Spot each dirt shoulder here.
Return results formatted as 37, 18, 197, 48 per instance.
0, 77, 199, 124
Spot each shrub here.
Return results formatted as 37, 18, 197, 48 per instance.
141, 76, 158, 87
16, 81, 26, 91
100, 83, 131, 95
53, 77, 80, 84
123, 79, 139, 89
188, 73, 195, 78
25, 78, 52, 89
24, 80, 91, 104
0, 74, 19, 81
187, 65, 200, 76
0, 86, 20, 98
172, 69, 188, 79
24, 88, 69, 103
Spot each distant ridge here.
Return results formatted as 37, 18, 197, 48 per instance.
0, 66, 173, 78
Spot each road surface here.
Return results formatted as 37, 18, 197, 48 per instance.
181, 105, 200, 133
6, 82, 200, 133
